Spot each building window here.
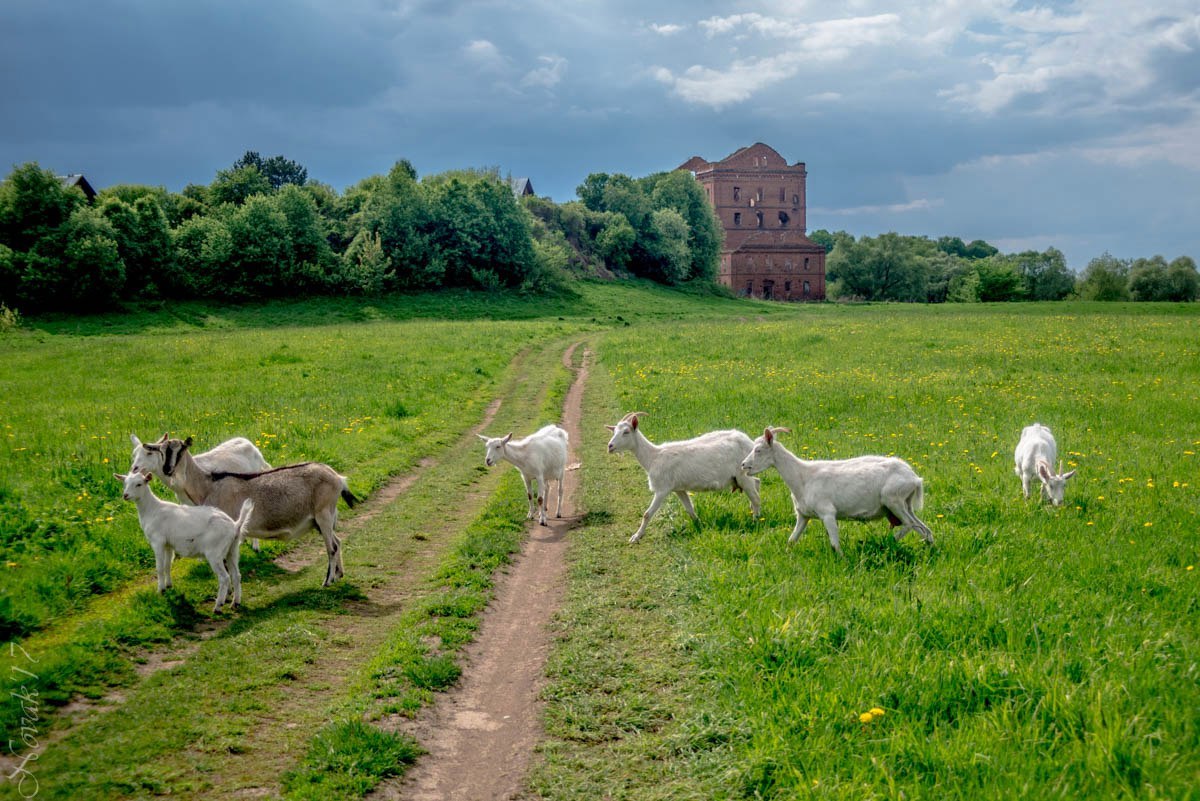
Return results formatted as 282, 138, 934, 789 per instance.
785, 281, 792, 292
763, 280, 774, 300
779, 187, 786, 202
733, 212, 741, 226
733, 186, 740, 201
756, 211, 764, 228
778, 211, 789, 227
803, 280, 811, 297
793, 194, 800, 206
745, 280, 753, 297
804, 257, 810, 269
756, 187, 764, 202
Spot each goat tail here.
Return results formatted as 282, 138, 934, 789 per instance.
911, 479, 925, 512
234, 499, 255, 539
341, 479, 360, 509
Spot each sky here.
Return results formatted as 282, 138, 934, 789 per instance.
2, 0, 1198, 270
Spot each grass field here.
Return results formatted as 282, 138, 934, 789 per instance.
533, 301, 1200, 799
1, 288, 1197, 799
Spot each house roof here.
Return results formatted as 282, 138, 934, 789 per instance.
59, 173, 97, 202
509, 177, 534, 198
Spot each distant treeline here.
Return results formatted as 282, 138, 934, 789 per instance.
1, 154, 1196, 314
812, 230, 1199, 303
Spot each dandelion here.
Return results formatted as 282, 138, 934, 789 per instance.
1187, 566, 1194, 571
869, 707, 885, 717
1087, 521, 1095, 526
859, 712, 874, 724
1144, 522, 1153, 528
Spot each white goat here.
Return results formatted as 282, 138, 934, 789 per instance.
606, 412, 761, 543
131, 433, 270, 551
478, 425, 569, 526
116, 470, 254, 612
740, 427, 933, 554
1014, 423, 1076, 506
139, 437, 358, 587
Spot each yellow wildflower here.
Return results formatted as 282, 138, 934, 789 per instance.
859, 712, 874, 724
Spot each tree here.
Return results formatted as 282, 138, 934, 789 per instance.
1078, 253, 1130, 300
1165, 256, 1199, 301
576, 173, 611, 212
1013, 248, 1074, 300
0, 163, 83, 254
341, 230, 390, 295
170, 215, 233, 297
810, 229, 852, 254
352, 162, 437, 289
209, 165, 272, 206
232, 151, 308, 190
975, 257, 1026, 301
1128, 256, 1171, 301
642, 208, 691, 284
828, 233, 927, 301
273, 184, 334, 291
648, 170, 722, 281
595, 213, 635, 271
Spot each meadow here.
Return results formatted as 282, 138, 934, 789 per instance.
532, 301, 1200, 799
1, 289, 1197, 799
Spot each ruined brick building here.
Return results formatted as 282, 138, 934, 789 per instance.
680, 143, 826, 301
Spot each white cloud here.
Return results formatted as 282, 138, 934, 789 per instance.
648, 22, 684, 36
521, 55, 568, 89
463, 39, 505, 70
812, 197, 940, 216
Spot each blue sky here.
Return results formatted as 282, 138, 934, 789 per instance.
2, 0, 1198, 269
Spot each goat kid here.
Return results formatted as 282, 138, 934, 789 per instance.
478, 424, 569, 525
116, 470, 253, 612
1014, 423, 1076, 506
131, 432, 270, 551
606, 412, 761, 543
741, 427, 933, 554
138, 437, 358, 587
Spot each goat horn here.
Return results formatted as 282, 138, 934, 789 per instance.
1058, 459, 1063, 476
622, 411, 649, 422
770, 426, 792, 435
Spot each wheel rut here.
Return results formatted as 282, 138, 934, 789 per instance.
379, 341, 590, 801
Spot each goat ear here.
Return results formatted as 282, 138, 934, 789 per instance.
130, 434, 142, 448
1037, 462, 1051, 481
183, 436, 193, 449
630, 415, 639, 431
604, 424, 616, 431
764, 427, 774, 444
477, 434, 489, 442
502, 433, 513, 444
114, 473, 126, 481
1062, 470, 1077, 480
157, 433, 168, 444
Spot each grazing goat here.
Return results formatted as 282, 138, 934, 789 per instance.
139, 437, 358, 586
131, 433, 270, 551
116, 470, 253, 612
741, 427, 933, 554
1014, 423, 1076, 506
478, 425, 569, 525
606, 412, 760, 543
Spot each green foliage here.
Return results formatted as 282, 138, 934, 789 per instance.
232, 150, 308, 190
828, 232, 928, 301
281, 720, 420, 800
975, 256, 1026, 301
423, 172, 536, 289
208, 164, 273, 206
1078, 252, 1131, 301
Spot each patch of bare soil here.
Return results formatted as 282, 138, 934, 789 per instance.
379, 343, 589, 801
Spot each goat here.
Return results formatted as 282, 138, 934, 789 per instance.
138, 437, 358, 586
478, 425, 568, 525
740, 427, 933, 554
606, 412, 760, 543
1014, 423, 1076, 506
131, 433, 270, 551
116, 470, 253, 612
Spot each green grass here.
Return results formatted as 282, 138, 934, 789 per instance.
532, 302, 1200, 799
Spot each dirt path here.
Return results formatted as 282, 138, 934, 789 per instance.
381, 343, 590, 801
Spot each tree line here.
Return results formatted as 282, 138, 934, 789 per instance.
1, 154, 1196, 314
813, 230, 1198, 303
